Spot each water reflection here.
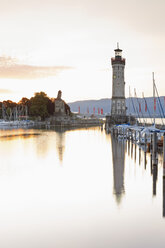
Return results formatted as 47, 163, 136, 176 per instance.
163, 176, 165, 217
134, 143, 137, 162
0, 129, 40, 140
139, 147, 141, 165
111, 136, 125, 204
150, 154, 153, 175
131, 142, 133, 159
144, 151, 147, 169
55, 130, 65, 163
0, 127, 165, 247
153, 165, 158, 196
128, 139, 130, 156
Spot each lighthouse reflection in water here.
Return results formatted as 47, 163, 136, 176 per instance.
111, 136, 125, 204
0, 127, 165, 248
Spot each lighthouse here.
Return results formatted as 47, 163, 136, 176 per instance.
105, 46, 136, 128
111, 45, 126, 117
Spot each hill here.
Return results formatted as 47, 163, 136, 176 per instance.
68, 97, 165, 117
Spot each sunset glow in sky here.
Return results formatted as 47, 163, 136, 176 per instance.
0, 0, 165, 102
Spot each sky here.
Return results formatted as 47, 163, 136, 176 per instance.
0, 0, 165, 103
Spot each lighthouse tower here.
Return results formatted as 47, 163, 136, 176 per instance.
111, 45, 126, 117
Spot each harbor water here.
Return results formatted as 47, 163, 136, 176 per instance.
0, 127, 164, 248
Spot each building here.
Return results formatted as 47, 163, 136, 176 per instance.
54, 90, 71, 116
106, 45, 135, 126
111, 46, 126, 117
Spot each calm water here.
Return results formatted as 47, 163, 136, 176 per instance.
0, 127, 165, 248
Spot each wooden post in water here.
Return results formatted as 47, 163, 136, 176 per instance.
150, 133, 153, 153
123, 128, 126, 139
139, 131, 141, 144
152, 132, 158, 166
150, 133, 153, 174
163, 133, 165, 176
144, 133, 147, 147
150, 154, 153, 175
163, 175, 165, 217
116, 128, 118, 137
114, 127, 117, 137
144, 133, 147, 169
163, 134, 165, 217
128, 137, 130, 156
152, 132, 158, 196
131, 129, 133, 141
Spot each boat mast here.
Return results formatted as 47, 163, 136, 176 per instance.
153, 72, 155, 126
129, 86, 131, 121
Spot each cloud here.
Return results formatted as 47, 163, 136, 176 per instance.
0, 56, 73, 80
0, 89, 13, 94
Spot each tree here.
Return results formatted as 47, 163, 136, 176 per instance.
29, 92, 49, 120
18, 97, 30, 106
47, 98, 55, 115
2, 100, 17, 120
3, 100, 17, 108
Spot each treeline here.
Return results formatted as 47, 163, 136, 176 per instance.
0, 92, 55, 120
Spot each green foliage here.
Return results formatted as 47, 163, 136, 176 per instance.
3, 100, 17, 108
1, 91, 71, 120
6, 107, 11, 117
18, 97, 30, 106
29, 92, 49, 120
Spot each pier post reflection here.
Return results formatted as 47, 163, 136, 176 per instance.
163, 176, 165, 217
128, 139, 130, 156
144, 151, 147, 170
163, 134, 165, 217
153, 165, 158, 196
139, 147, 141, 165
111, 135, 125, 204
134, 143, 136, 162
131, 142, 133, 159
150, 153, 153, 175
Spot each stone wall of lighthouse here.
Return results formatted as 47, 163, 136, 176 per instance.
106, 46, 136, 126
111, 48, 126, 117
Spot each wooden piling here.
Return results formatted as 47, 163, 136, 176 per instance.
150, 153, 152, 175
131, 129, 133, 141
150, 133, 153, 153
144, 133, 147, 149
163, 176, 165, 217
163, 134, 165, 177
162, 134, 165, 217
134, 130, 136, 143
139, 131, 141, 144
152, 132, 158, 165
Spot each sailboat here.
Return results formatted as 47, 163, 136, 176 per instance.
138, 72, 165, 145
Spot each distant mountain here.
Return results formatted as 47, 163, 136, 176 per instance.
68, 98, 111, 115
68, 97, 165, 117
